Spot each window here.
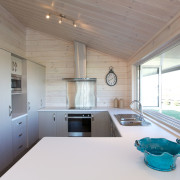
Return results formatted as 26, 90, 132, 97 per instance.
137, 44, 180, 131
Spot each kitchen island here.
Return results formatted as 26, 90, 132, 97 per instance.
1, 137, 180, 180
1, 108, 180, 180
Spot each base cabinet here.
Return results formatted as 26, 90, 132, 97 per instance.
111, 121, 121, 137
12, 115, 27, 159
91, 111, 112, 137
39, 111, 120, 138
39, 111, 68, 138
39, 112, 57, 138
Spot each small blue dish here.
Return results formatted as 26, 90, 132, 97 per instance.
135, 137, 180, 171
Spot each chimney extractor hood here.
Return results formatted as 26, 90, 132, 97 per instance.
62, 41, 96, 81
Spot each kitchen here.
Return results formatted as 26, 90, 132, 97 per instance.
0, 0, 180, 179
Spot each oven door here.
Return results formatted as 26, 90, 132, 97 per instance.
68, 114, 91, 137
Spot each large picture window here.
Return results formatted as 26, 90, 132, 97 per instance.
137, 44, 180, 131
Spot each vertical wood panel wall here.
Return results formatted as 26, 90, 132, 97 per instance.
0, 5, 26, 57
26, 29, 128, 107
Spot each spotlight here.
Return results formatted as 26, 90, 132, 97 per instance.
73, 22, 77, 27
59, 18, 62, 24
46, 14, 50, 19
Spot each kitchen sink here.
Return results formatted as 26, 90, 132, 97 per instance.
114, 114, 151, 126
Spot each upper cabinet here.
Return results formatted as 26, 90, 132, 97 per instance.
11, 55, 22, 75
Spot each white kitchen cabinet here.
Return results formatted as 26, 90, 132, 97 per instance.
11, 55, 22, 75
56, 112, 68, 137
111, 121, 121, 137
26, 60, 45, 147
39, 112, 57, 138
91, 111, 112, 137
39, 111, 68, 138
12, 115, 27, 159
0, 49, 13, 173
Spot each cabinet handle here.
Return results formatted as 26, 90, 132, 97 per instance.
18, 145, 23, 149
9, 105, 12, 116
53, 113, 56, 122
28, 102, 30, 111
65, 113, 67, 121
19, 133, 23, 137
14, 62, 17, 72
18, 122, 22, 125
91, 114, 94, 121
12, 61, 14, 71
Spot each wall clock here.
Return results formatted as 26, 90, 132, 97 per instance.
106, 66, 117, 86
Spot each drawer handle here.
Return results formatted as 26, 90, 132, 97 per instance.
19, 133, 23, 137
18, 122, 22, 125
18, 145, 23, 149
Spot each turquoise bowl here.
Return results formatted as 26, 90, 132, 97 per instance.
135, 137, 180, 171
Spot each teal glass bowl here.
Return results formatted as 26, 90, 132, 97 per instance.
135, 137, 180, 171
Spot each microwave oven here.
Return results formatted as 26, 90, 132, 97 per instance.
11, 74, 22, 93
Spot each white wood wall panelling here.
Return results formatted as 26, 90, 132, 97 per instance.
10, 8, 147, 51
26, 29, 128, 107
3, 2, 155, 42
0, 5, 26, 57
42, 0, 167, 25
77, 0, 178, 21
2, 0, 180, 59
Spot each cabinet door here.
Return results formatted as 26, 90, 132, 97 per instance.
56, 112, 68, 137
91, 111, 111, 137
0, 49, 13, 172
39, 112, 57, 139
27, 61, 45, 147
111, 121, 121, 137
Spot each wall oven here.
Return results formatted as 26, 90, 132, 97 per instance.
67, 114, 92, 137
11, 74, 22, 93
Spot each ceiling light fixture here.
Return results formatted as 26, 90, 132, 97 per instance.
73, 22, 77, 28
46, 13, 50, 19
58, 17, 62, 24
45, 12, 77, 27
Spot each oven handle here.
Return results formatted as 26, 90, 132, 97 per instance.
67, 116, 92, 119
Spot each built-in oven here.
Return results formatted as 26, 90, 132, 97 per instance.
11, 74, 22, 93
67, 113, 92, 137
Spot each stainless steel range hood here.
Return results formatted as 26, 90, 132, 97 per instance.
63, 41, 96, 81
63, 42, 96, 109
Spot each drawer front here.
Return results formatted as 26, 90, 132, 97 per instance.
13, 117, 26, 134
12, 116, 27, 158
13, 135, 26, 158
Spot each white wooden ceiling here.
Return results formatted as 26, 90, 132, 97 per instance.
1, 0, 180, 60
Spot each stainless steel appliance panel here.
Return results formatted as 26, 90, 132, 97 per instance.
67, 81, 96, 109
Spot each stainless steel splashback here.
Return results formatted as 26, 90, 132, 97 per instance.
67, 81, 96, 109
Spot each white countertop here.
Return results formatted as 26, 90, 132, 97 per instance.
1, 108, 180, 179
1, 137, 180, 180
38, 106, 109, 111
11, 113, 27, 121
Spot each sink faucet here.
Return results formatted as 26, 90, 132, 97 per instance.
130, 100, 144, 120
